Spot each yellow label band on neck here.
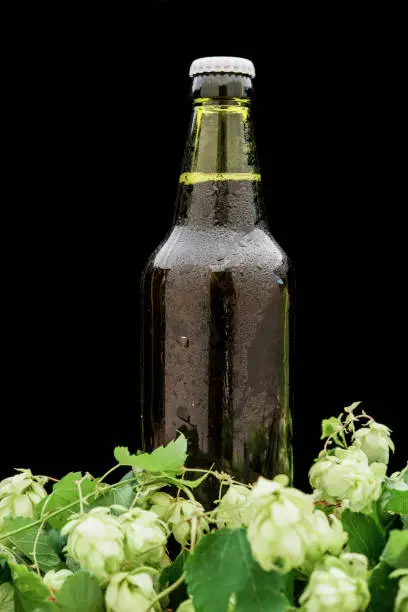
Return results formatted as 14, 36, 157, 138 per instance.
193, 97, 250, 106
179, 172, 261, 185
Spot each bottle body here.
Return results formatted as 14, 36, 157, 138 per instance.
140, 62, 293, 482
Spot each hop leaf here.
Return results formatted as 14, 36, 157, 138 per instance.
114, 434, 187, 475
0, 582, 14, 612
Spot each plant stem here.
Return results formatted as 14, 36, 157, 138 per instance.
146, 573, 185, 611
0, 478, 139, 542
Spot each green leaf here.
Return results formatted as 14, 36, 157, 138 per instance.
381, 478, 408, 515
55, 570, 104, 611
320, 417, 342, 440
380, 529, 408, 568
90, 482, 135, 510
341, 510, 386, 567
9, 563, 53, 611
0, 555, 11, 585
185, 528, 291, 612
0, 582, 15, 612
368, 561, 399, 612
44, 472, 97, 529
4, 518, 61, 573
114, 434, 187, 475
160, 550, 190, 610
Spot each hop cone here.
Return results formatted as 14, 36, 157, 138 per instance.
299, 554, 370, 612
353, 422, 394, 465
244, 475, 316, 573
105, 566, 161, 612
216, 484, 250, 529
390, 569, 408, 612
43, 569, 73, 593
309, 447, 386, 512
300, 510, 348, 574
0, 469, 47, 526
117, 508, 167, 567
168, 498, 209, 546
61, 507, 124, 583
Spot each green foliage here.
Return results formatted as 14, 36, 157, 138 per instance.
114, 433, 187, 475
55, 571, 104, 611
0, 405, 405, 610
381, 530, 408, 569
4, 517, 61, 572
185, 529, 291, 612
341, 510, 386, 567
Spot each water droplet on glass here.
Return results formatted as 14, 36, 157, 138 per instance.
177, 336, 189, 348
238, 239, 247, 247
216, 253, 226, 261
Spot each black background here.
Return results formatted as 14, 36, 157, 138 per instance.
2, 3, 406, 490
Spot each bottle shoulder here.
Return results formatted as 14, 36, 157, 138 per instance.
143, 225, 290, 279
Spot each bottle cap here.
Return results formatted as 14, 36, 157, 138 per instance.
189, 56, 255, 78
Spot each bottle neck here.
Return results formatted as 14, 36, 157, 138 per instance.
174, 75, 266, 230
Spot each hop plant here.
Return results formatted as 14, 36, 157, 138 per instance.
117, 507, 168, 567
0, 582, 15, 612
167, 498, 209, 546
105, 566, 161, 612
43, 569, 73, 593
215, 484, 251, 529
0, 469, 47, 526
61, 507, 125, 583
148, 491, 175, 521
309, 447, 386, 512
244, 475, 316, 573
299, 553, 370, 611
300, 510, 348, 574
353, 421, 394, 465
390, 569, 408, 612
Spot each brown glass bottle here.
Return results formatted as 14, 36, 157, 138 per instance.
140, 57, 293, 483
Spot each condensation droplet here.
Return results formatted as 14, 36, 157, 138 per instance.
177, 336, 190, 348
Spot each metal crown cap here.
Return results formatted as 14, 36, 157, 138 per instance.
189, 56, 255, 78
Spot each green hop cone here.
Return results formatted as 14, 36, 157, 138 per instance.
105, 566, 161, 612
299, 554, 370, 612
353, 421, 394, 465
390, 569, 408, 612
300, 510, 348, 574
0, 469, 47, 526
309, 447, 386, 512
168, 498, 209, 546
61, 507, 124, 583
244, 475, 315, 573
0, 582, 15, 612
117, 508, 168, 567
43, 569, 73, 593
216, 484, 251, 529
148, 492, 176, 521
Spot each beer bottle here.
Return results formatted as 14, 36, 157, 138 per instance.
140, 56, 293, 482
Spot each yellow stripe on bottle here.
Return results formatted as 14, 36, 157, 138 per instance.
179, 172, 261, 185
